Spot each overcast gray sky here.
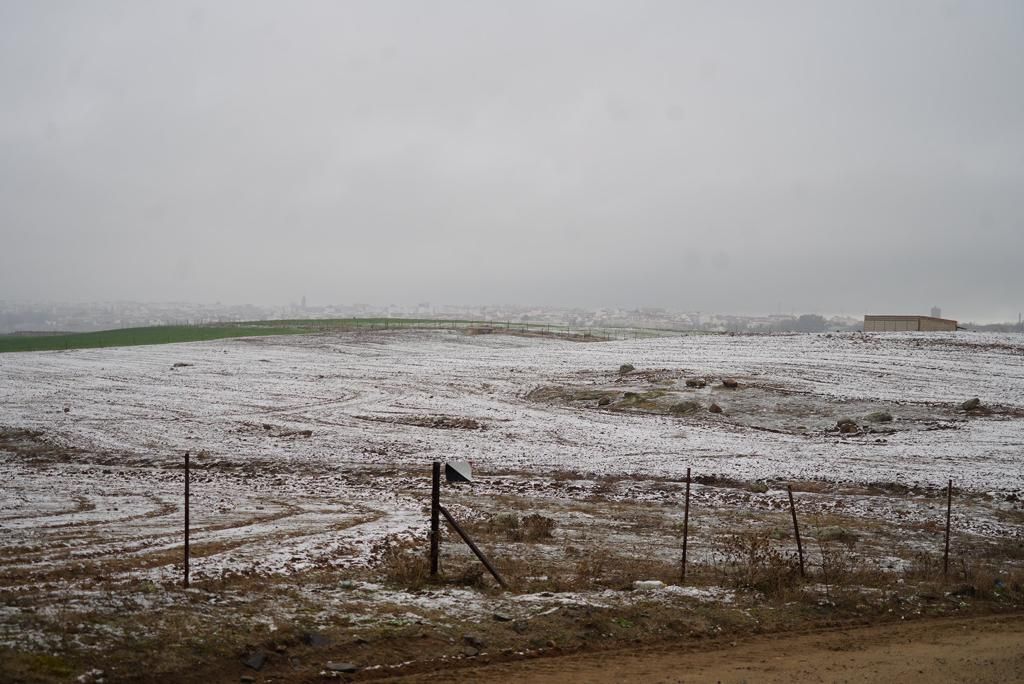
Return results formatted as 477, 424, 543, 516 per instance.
2, 1, 1022, 320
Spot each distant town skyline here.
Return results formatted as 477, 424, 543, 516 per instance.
2, 297, 1019, 337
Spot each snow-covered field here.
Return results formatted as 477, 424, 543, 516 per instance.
1, 329, 1023, 662
3, 328, 1023, 488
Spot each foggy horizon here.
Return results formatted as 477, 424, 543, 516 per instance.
4, 295, 1018, 328
3, 2, 1023, 322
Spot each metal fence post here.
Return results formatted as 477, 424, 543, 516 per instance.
184, 451, 190, 589
681, 467, 691, 584
787, 485, 805, 578
430, 461, 440, 576
944, 479, 953, 579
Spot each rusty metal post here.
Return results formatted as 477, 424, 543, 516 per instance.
430, 461, 440, 576
438, 505, 509, 589
184, 451, 190, 589
944, 479, 952, 579
787, 485, 805, 578
681, 467, 691, 584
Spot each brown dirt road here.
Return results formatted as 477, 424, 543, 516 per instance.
383, 613, 1024, 683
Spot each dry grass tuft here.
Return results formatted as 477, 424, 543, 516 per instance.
715, 531, 802, 596
381, 544, 430, 589
475, 512, 557, 542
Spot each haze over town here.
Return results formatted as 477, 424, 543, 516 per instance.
3, 2, 1023, 320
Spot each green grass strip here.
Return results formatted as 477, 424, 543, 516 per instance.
0, 318, 690, 353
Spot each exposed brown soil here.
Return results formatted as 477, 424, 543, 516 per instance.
385, 612, 1024, 683
355, 415, 485, 430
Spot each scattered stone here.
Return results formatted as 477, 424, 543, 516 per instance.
685, 378, 707, 388
836, 416, 861, 433
301, 632, 330, 648
721, 378, 739, 388
463, 646, 480, 657
669, 401, 702, 415
864, 410, 893, 423
618, 363, 635, 375
493, 612, 513, 622
325, 662, 358, 673
961, 397, 981, 411
242, 652, 267, 671
708, 403, 723, 414
463, 634, 487, 649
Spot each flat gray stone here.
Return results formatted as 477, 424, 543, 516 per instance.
463, 634, 486, 648
325, 662, 358, 673
242, 652, 266, 671
301, 632, 330, 648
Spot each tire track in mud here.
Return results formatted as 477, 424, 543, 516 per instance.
0, 492, 422, 585
0, 493, 173, 531
0, 494, 95, 523
0, 498, 308, 572
116, 501, 417, 582
63, 392, 364, 423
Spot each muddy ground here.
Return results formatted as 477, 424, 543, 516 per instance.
388, 613, 1024, 683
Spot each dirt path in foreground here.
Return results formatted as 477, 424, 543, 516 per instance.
385, 613, 1024, 683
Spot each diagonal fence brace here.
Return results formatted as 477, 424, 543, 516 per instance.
438, 504, 509, 589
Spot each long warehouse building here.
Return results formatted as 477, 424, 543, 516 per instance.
863, 315, 958, 332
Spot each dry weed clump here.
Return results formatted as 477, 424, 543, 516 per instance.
814, 538, 889, 603
380, 545, 430, 589
716, 531, 802, 595
949, 546, 1024, 600
477, 512, 557, 542
564, 546, 678, 591
486, 543, 681, 593
381, 544, 493, 590
903, 551, 944, 582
